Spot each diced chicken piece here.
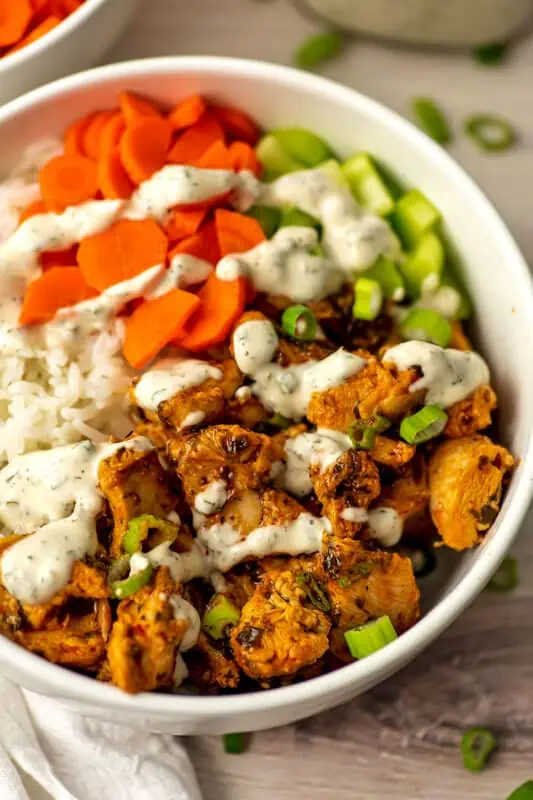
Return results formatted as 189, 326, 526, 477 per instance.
98, 446, 178, 557
322, 537, 420, 662
14, 627, 106, 670
276, 338, 334, 367
130, 359, 242, 433
307, 357, 422, 432
0, 585, 22, 637
107, 568, 188, 694
444, 385, 497, 438
226, 391, 269, 428
186, 631, 240, 692
371, 436, 416, 468
230, 570, 330, 680
429, 435, 514, 550
378, 456, 430, 533
449, 321, 472, 351
311, 450, 380, 538
168, 425, 284, 509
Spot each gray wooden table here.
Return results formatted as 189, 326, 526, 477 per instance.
31, 1, 533, 796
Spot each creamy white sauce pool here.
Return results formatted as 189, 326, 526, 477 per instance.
134, 359, 222, 411
385, 341, 490, 408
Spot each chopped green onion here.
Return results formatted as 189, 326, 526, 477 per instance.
223, 732, 249, 754
296, 572, 330, 612
412, 97, 452, 145
399, 231, 445, 299
344, 615, 397, 659
203, 595, 241, 639
353, 277, 383, 321
364, 256, 405, 302
122, 514, 178, 555
391, 189, 441, 250
460, 727, 496, 772
349, 415, 390, 450
487, 556, 518, 592
473, 41, 508, 65
464, 113, 517, 152
400, 308, 452, 348
111, 561, 153, 599
256, 134, 303, 176
400, 545, 437, 577
342, 152, 395, 216
279, 206, 320, 230
268, 413, 291, 429
400, 405, 448, 445
506, 781, 533, 799
440, 265, 472, 320
272, 127, 335, 167
295, 31, 345, 70
281, 304, 317, 340
108, 556, 130, 584
247, 206, 281, 238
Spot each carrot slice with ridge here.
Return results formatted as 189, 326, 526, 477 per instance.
178, 273, 246, 352
99, 112, 126, 156
168, 95, 207, 131
83, 110, 115, 160
123, 288, 201, 369
119, 91, 163, 125
0, 0, 33, 47
194, 140, 233, 170
166, 208, 206, 242
228, 140, 262, 176
119, 116, 172, 184
215, 209, 266, 256
8, 14, 61, 52
167, 114, 225, 165
19, 267, 98, 326
39, 153, 98, 210
77, 218, 168, 291
19, 200, 47, 224
97, 147, 134, 199
212, 105, 261, 145
169, 220, 220, 265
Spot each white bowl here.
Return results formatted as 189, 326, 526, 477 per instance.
0, 0, 139, 106
0, 57, 532, 734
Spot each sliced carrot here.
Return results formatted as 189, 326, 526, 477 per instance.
179, 274, 246, 352
8, 14, 61, 52
82, 110, 115, 160
64, 112, 97, 157
119, 116, 172, 184
215, 209, 266, 257
0, 0, 33, 47
167, 114, 225, 165
40, 245, 78, 270
123, 288, 201, 369
169, 220, 220, 265
194, 140, 233, 170
58, 0, 82, 12
39, 153, 98, 210
166, 207, 206, 242
168, 95, 207, 131
228, 140, 262, 176
212, 104, 261, 145
19, 200, 47, 224
19, 267, 97, 326
99, 112, 126, 156
119, 91, 163, 125
77, 218, 168, 291
97, 147, 134, 199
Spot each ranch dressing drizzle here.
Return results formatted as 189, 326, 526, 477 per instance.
169, 595, 201, 652
134, 359, 223, 411
232, 318, 366, 420
145, 540, 209, 584
384, 340, 490, 407
0, 436, 152, 604
277, 429, 352, 497
194, 480, 228, 515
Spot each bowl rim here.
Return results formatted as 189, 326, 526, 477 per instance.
1, 55, 533, 718
0, 0, 109, 72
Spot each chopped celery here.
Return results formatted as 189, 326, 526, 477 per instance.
256, 134, 303, 177
391, 189, 441, 249
364, 256, 405, 301
272, 127, 335, 168
399, 231, 445, 299
318, 158, 350, 188
353, 277, 383, 321
342, 153, 395, 216
247, 206, 281, 238
279, 206, 320, 230
440, 265, 472, 319
400, 308, 452, 347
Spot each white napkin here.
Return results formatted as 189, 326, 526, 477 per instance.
0, 677, 203, 800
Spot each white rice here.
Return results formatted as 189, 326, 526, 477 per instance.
0, 140, 134, 464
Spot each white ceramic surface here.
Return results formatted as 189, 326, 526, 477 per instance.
0, 57, 532, 735
0, 0, 139, 106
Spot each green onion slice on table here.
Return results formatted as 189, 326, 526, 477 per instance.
400, 405, 448, 445
281, 304, 317, 340
487, 556, 518, 592
203, 595, 241, 640
353, 277, 383, 321
464, 114, 517, 152
344, 616, 398, 659
473, 42, 508, 66
506, 781, 533, 800
223, 732, 249, 754
412, 97, 452, 145
400, 308, 452, 348
295, 31, 345, 70
460, 727, 497, 772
